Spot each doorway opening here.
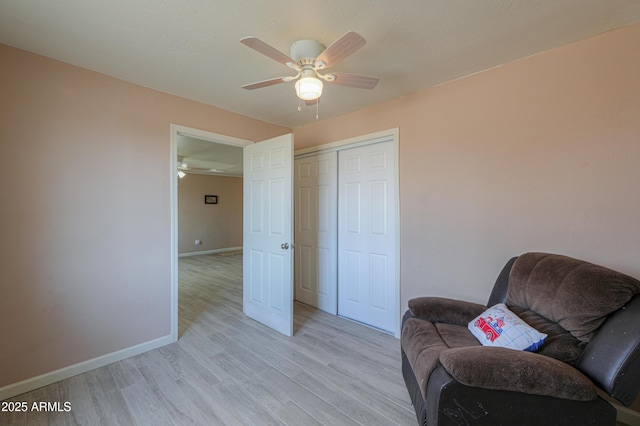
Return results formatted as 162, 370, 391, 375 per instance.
170, 124, 252, 341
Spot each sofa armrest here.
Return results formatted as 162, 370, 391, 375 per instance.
439, 346, 596, 401
425, 365, 616, 426
408, 297, 486, 326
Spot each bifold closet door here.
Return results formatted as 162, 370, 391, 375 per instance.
338, 141, 396, 333
294, 152, 338, 314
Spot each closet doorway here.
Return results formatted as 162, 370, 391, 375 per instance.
294, 130, 400, 335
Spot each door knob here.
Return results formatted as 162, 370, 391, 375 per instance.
281, 243, 289, 250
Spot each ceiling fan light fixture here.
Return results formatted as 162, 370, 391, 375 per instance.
295, 76, 323, 100
241, 32, 376, 106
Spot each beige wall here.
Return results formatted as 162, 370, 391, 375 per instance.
0, 43, 289, 389
294, 23, 640, 312
178, 174, 242, 254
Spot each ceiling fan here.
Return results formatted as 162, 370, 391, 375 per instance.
240, 31, 379, 105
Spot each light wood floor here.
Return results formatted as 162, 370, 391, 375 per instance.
2, 254, 416, 425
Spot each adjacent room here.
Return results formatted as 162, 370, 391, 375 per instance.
1, 1, 640, 425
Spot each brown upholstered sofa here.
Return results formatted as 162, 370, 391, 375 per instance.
401, 252, 640, 425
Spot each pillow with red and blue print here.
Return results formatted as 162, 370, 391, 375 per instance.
468, 303, 547, 352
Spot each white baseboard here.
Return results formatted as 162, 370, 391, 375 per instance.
0, 334, 175, 401
178, 246, 242, 258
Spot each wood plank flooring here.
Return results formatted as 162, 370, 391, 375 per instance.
2, 254, 416, 425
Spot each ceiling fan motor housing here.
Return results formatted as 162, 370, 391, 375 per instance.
290, 39, 325, 63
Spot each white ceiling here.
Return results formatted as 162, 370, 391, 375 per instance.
177, 134, 243, 177
2, 0, 640, 128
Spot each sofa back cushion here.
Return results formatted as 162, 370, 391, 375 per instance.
507, 253, 640, 343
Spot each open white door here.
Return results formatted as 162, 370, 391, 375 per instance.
243, 134, 294, 336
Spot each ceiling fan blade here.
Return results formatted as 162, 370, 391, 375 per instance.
329, 73, 379, 89
241, 77, 288, 90
240, 36, 294, 66
315, 31, 366, 69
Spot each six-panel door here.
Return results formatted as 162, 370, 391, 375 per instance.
243, 134, 294, 337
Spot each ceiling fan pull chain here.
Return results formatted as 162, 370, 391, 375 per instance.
316, 98, 319, 120
298, 98, 302, 112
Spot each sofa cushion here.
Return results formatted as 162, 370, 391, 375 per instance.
507, 253, 640, 342
439, 346, 597, 401
511, 306, 586, 364
436, 323, 482, 348
468, 303, 547, 351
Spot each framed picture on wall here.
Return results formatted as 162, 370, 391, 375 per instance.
204, 195, 218, 204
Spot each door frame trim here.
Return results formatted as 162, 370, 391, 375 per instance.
169, 124, 253, 341
294, 128, 401, 337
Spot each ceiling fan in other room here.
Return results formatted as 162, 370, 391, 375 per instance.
240, 31, 379, 114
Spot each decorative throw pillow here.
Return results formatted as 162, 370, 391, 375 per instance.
468, 303, 547, 351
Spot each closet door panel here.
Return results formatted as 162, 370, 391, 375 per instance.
294, 152, 338, 314
338, 141, 396, 333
